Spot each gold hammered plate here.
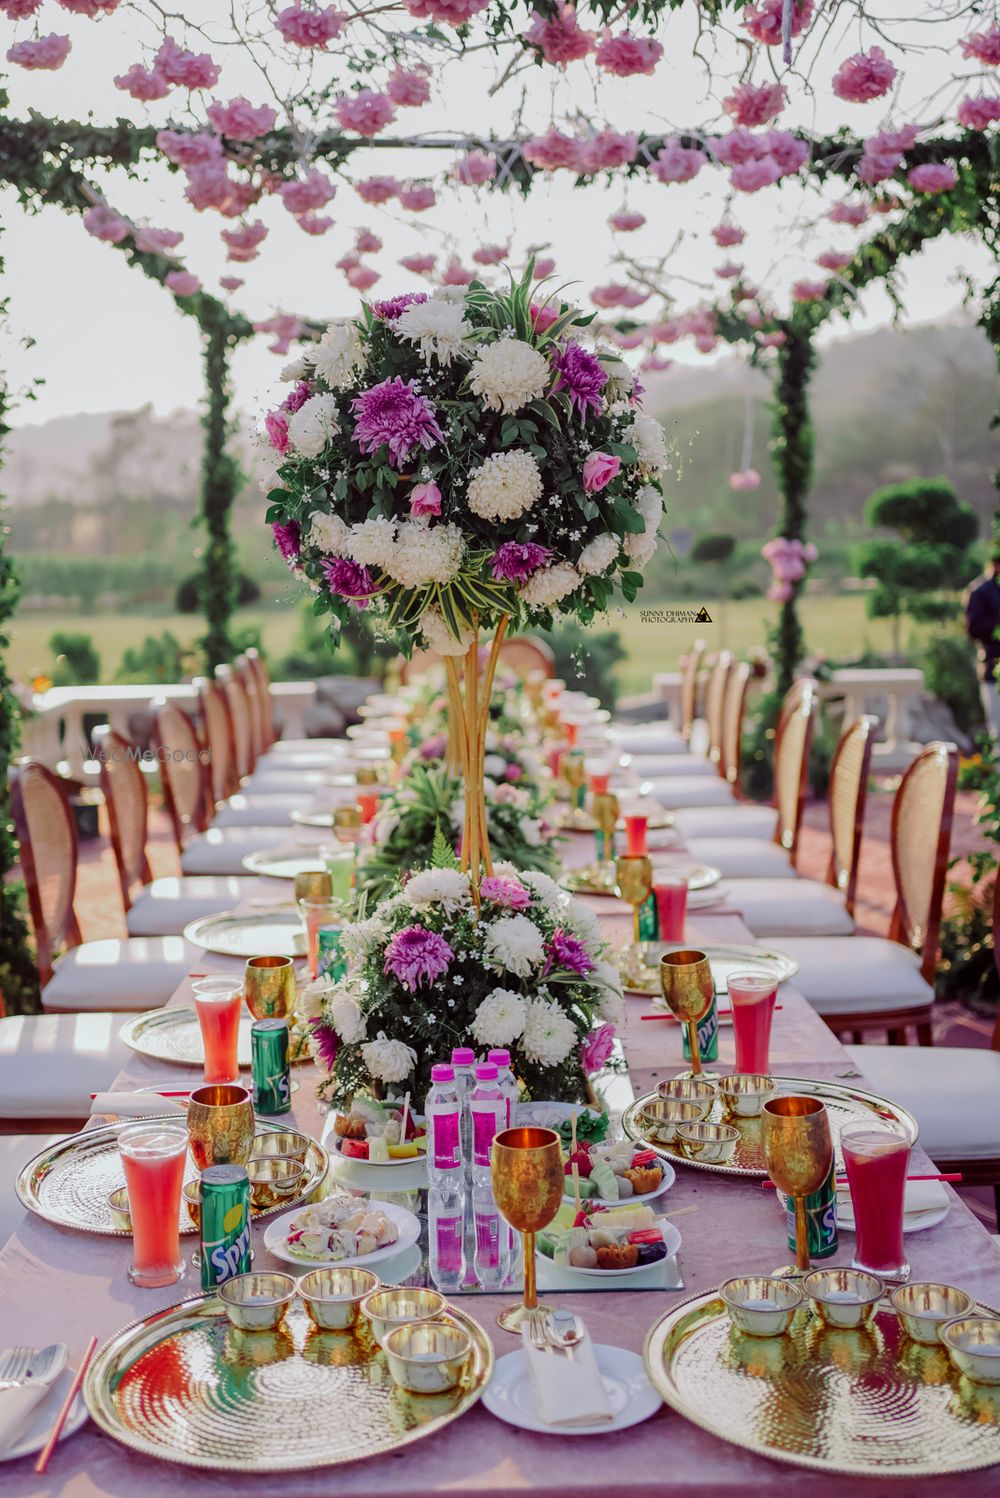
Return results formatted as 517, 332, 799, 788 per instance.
241, 845, 329, 879
623, 940, 799, 998
15, 1116, 329, 1237
183, 909, 306, 959
84, 1294, 493, 1472
118, 1007, 309, 1069
563, 860, 721, 898
643, 1288, 1000, 1477
623, 1077, 919, 1179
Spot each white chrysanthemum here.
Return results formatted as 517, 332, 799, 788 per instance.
256, 444, 285, 494
624, 484, 663, 568
330, 989, 367, 1043
636, 483, 663, 530
626, 414, 669, 476
625, 530, 658, 568
492, 860, 522, 881
287, 393, 340, 458
296, 975, 333, 1023
521, 996, 578, 1067
591, 961, 625, 1023
483, 914, 546, 977
520, 562, 581, 608
395, 298, 473, 366
432, 284, 469, 305
308, 510, 350, 554
340, 915, 388, 963
421, 605, 474, 657
565, 897, 602, 949
312, 319, 365, 389
405, 868, 472, 913
599, 351, 633, 403
520, 816, 542, 847
466, 450, 542, 523
469, 338, 549, 414
280, 355, 310, 381
483, 754, 506, 777
577, 533, 620, 576
361, 1030, 417, 1084
384, 522, 464, 589
470, 987, 527, 1047
345, 516, 397, 569
520, 871, 564, 912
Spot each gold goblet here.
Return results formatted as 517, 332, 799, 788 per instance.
562, 749, 587, 824
186, 1083, 256, 1172
333, 805, 362, 843
491, 1126, 565, 1334
615, 854, 653, 947
244, 955, 296, 1020
592, 791, 620, 885
761, 1095, 833, 1278
660, 949, 715, 1080
294, 870, 332, 903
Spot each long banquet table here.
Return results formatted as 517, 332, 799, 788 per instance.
4, 819, 1000, 1495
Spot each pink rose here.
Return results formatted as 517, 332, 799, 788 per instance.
583, 452, 621, 493
410, 482, 442, 517
530, 302, 559, 333
165, 269, 201, 297
581, 1023, 616, 1076
265, 411, 290, 454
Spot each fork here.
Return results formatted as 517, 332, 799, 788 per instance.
525, 1309, 553, 1356
0, 1348, 33, 1391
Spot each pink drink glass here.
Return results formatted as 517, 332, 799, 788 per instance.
118, 1123, 188, 1288
192, 977, 242, 1085
624, 815, 648, 857
841, 1122, 912, 1280
299, 897, 340, 980
653, 880, 688, 942
727, 971, 778, 1074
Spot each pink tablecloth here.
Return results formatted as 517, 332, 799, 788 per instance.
4, 855, 1000, 1494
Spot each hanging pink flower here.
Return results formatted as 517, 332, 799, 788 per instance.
590, 283, 629, 308
275, 4, 346, 47
958, 95, 1000, 130
832, 46, 897, 103
609, 210, 645, 231
114, 62, 169, 97
297, 214, 333, 235
729, 469, 761, 491
410, 482, 442, 517
765, 130, 810, 175
829, 198, 868, 225
83, 204, 130, 244
730, 157, 782, 192
857, 125, 918, 185
759, 331, 786, 348
277, 168, 336, 214
356, 175, 400, 204
715, 261, 742, 279
400, 252, 436, 274
398, 183, 436, 211
221, 220, 269, 262
454, 151, 496, 186
134, 226, 183, 253
441, 259, 474, 286
712, 222, 745, 248
404, 0, 487, 22
184, 162, 260, 217
581, 1023, 615, 1075
165, 269, 201, 297
582, 452, 621, 493
960, 28, 1000, 66
156, 129, 221, 166
641, 354, 674, 373
792, 279, 827, 302
523, 129, 583, 171
346, 264, 380, 290
334, 89, 395, 135
907, 162, 958, 194
220, 275, 244, 291
595, 30, 662, 76
648, 139, 707, 184
265, 411, 291, 453
355, 229, 382, 254
614, 331, 645, 350
742, 0, 813, 46
1, 0, 43, 15
155, 36, 220, 89
723, 81, 785, 127
55, 0, 118, 11
533, 256, 556, 276
472, 243, 509, 266
578, 131, 637, 170
525, 5, 593, 65
387, 66, 431, 106
206, 97, 277, 141
816, 249, 852, 272
651, 319, 682, 343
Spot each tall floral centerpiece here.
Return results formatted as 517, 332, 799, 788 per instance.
262, 263, 666, 893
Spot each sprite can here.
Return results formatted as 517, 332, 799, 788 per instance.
251, 1018, 291, 1116
317, 924, 346, 982
681, 995, 720, 1064
784, 1160, 839, 1259
637, 892, 659, 943
200, 1164, 251, 1291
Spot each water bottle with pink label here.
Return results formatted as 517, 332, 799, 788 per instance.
428, 1180, 466, 1292
425, 1063, 462, 1182
473, 1182, 509, 1288
487, 1048, 518, 1131
469, 1062, 504, 1188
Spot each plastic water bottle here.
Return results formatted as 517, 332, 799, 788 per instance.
427, 1179, 466, 1293
450, 1046, 476, 1168
487, 1048, 518, 1131
425, 1064, 462, 1182
469, 1062, 504, 1188
473, 1180, 509, 1289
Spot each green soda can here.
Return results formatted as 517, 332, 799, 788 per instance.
594, 828, 612, 864
681, 996, 720, 1064
784, 1160, 839, 1260
251, 1018, 291, 1116
317, 924, 346, 982
637, 892, 659, 943
200, 1164, 251, 1291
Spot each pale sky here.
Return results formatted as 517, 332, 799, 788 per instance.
2, 1, 995, 425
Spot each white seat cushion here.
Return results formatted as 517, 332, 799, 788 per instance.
181, 826, 308, 876
0, 1012, 130, 1118
624, 753, 711, 778
720, 879, 855, 937
609, 723, 686, 754
242, 768, 328, 793
777, 938, 933, 1016
210, 792, 309, 828
846, 1044, 1000, 1162
676, 804, 780, 840
41, 937, 201, 1012
126, 877, 259, 937
685, 837, 796, 880
649, 777, 736, 809
260, 738, 350, 757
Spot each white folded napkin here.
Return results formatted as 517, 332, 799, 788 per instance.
836, 1177, 948, 1221
90, 1092, 186, 1118
0, 1381, 50, 1456
520, 1320, 613, 1427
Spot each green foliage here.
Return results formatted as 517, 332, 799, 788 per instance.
115, 631, 192, 684
857, 477, 980, 641
691, 532, 736, 565
48, 630, 100, 686
176, 571, 261, 614
938, 735, 998, 1009
921, 633, 984, 735
430, 821, 460, 870
544, 622, 626, 709
278, 597, 392, 680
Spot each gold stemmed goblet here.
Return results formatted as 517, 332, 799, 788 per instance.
491, 1126, 565, 1334
615, 854, 653, 948
659, 949, 716, 1080
244, 955, 296, 1020
761, 1095, 833, 1278
592, 791, 620, 887
562, 750, 587, 825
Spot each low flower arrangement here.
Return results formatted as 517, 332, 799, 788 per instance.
401, 724, 542, 783
312, 864, 624, 1106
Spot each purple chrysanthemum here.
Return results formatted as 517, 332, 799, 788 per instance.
320, 556, 380, 606
544, 926, 596, 978
272, 519, 300, 561
491, 541, 552, 583
550, 341, 608, 418
419, 732, 449, 760
310, 1018, 340, 1070
282, 379, 313, 413
351, 377, 444, 469
480, 875, 532, 910
384, 925, 454, 992
370, 292, 428, 320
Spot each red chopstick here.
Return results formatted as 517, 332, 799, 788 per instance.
90, 1090, 192, 1100
762, 1172, 962, 1189
35, 1335, 98, 1474
640, 1007, 783, 1021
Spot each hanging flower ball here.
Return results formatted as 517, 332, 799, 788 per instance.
831, 47, 897, 103
0, 0, 44, 16
829, 198, 869, 226
221, 220, 268, 262
960, 28, 1000, 66
791, 279, 828, 302
729, 469, 761, 491
742, 0, 814, 47
114, 63, 169, 99
399, 183, 436, 211
907, 162, 958, 194
83, 204, 130, 243
220, 275, 244, 291
594, 31, 663, 77
722, 81, 785, 127
275, 5, 346, 48
453, 151, 496, 186
648, 139, 707, 184
165, 269, 201, 297
524, 5, 593, 66
155, 36, 220, 89
609, 210, 645, 232
206, 97, 278, 141
333, 90, 395, 136
957, 95, 1000, 131
400, 253, 436, 274
816, 250, 852, 272
712, 222, 745, 248
387, 67, 431, 106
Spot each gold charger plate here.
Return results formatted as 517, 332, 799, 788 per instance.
241, 845, 329, 879
183, 909, 306, 959
623, 1077, 919, 1179
550, 805, 674, 834
15, 1116, 329, 1237
84, 1294, 493, 1472
643, 1288, 1000, 1477
622, 940, 798, 998
118, 1007, 310, 1069
563, 860, 721, 898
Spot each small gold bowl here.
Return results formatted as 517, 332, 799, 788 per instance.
182, 1180, 201, 1231
718, 1073, 777, 1120
247, 1155, 306, 1210
721, 1276, 803, 1338
675, 1121, 740, 1164
360, 1287, 446, 1349
803, 1268, 884, 1330
218, 1272, 297, 1332
941, 1316, 1000, 1384
251, 1130, 310, 1166
383, 1321, 472, 1395
656, 1077, 717, 1114
891, 1283, 975, 1345
300, 1267, 381, 1331
107, 1187, 132, 1232
638, 1098, 707, 1144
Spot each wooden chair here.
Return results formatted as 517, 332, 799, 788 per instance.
216, 663, 256, 780
244, 648, 277, 751
644, 659, 751, 809
608, 639, 709, 765
498, 634, 555, 679
703, 651, 733, 769
195, 676, 239, 807
680, 639, 706, 743
236, 654, 267, 762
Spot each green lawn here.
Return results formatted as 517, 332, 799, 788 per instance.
9, 593, 916, 697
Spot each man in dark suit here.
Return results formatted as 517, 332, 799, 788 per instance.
966, 544, 1000, 739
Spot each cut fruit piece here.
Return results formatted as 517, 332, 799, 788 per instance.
387, 1140, 418, 1159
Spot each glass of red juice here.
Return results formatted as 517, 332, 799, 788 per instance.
192, 977, 243, 1084
299, 896, 340, 980
841, 1122, 912, 1280
727, 971, 778, 1074
624, 814, 648, 857
118, 1123, 188, 1288
653, 879, 688, 942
